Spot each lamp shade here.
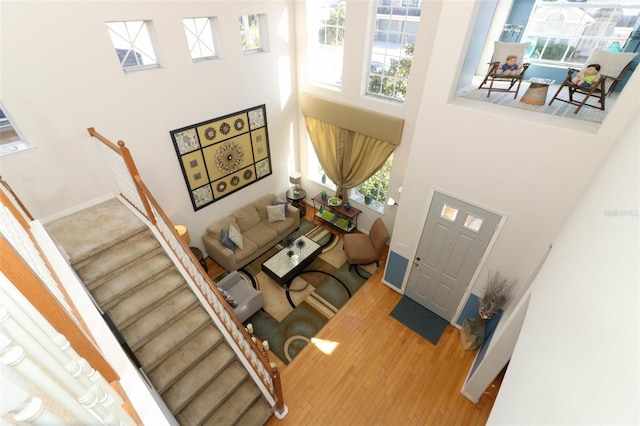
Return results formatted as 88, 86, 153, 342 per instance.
289, 172, 301, 185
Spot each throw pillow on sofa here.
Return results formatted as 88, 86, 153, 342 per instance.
271, 200, 290, 217
229, 224, 244, 250
267, 204, 286, 222
220, 228, 236, 252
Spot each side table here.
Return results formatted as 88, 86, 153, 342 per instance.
521, 78, 555, 105
286, 188, 307, 217
189, 247, 208, 272
312, 193, 360, 232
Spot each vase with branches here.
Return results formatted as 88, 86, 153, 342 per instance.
460, 271, 516, 350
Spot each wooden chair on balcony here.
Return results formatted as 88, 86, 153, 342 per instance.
478, 41, 531, 99
548, 48, 638, 114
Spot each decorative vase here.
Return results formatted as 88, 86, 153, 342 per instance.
344, 202, 351, 211
460, 317, 488, 351
321, 174, 327, 184
364, 193, 373, 205
321, 190, 327, 200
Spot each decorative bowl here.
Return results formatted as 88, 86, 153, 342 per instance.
328, 197, 342, 207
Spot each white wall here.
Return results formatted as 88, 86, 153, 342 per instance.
0, 1, 298, 252
488, 110, 639, 425
390, 0, 639, 305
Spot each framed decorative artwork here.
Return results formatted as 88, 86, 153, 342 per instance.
170, 104, 272, 211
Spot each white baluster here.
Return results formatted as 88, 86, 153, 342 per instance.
1, 365, 65, 425
0, 329, 99, 425
0, 286, 134, 426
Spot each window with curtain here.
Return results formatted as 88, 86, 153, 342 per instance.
521, 1, 640, 66
301, 93, 404, 211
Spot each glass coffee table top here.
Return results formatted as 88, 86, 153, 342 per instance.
261, 235, 322, 286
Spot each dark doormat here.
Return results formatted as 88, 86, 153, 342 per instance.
390, 296, 449, 345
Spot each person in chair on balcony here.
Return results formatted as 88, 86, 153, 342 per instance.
572, 63, 601, 87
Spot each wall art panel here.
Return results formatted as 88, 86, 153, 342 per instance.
170, 104, 272, 211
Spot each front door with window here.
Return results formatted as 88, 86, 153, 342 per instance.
405, 192, 501, 321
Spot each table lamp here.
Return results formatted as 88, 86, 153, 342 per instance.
289, 172, 302, 196
174, 225, 190, 245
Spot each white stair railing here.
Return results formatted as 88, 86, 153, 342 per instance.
0, 280, 136, 426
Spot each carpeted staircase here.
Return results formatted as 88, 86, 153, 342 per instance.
45, 198, 273, 426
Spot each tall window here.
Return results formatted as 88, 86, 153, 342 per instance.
240, 14, 266, 53
307, 0, 347, 86
367, 0, 422, 101
0, 105, 29, 156
522, 1, 640, 66
106, 21, 159, 71
183, 17, 220, 62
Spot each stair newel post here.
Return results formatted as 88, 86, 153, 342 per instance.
270, 362, 286, 417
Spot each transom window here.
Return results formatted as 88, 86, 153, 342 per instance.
367, 0, 422, 101
183, 17, 220, 62
522, 1, 640, 66
106, 21, 159, 71
240, 14, 266, 53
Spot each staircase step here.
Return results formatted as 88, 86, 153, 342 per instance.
107, 269, 187, 329
75, 229, 161, 283
121, 288, 199, 350
135, 306, 212, 371
165, 348, 241, 416
44, 198, 147, 265
175, 361, 250, 426
201, 379, 262, 426
90, 252, 173, 307
236, 398, 274, 426
148, 324, 226, 393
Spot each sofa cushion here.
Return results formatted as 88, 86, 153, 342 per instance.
220, 228, 237, 252
267, 204, 286, 222
268, 215, 298, 235
234, 205, 261, 232
229, 224, 244, 250
207, 216, 238, 241
244, 223, 278, 248
232, 237, 259, 265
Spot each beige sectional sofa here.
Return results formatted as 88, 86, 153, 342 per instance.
202, 194, 300, 272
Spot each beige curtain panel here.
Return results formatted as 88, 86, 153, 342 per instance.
301, 93, 405, 200
305, 117, 396, 200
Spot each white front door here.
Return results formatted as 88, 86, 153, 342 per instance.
405, 192, 501, 321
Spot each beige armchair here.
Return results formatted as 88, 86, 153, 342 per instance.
343, 218, 390, 270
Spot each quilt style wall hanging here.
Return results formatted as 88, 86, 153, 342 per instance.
170, 105, 272, 211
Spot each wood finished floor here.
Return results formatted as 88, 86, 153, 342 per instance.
205, 206, 502, 425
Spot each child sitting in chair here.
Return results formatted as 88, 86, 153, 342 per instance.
499, 55, 523, 76
572, 63, 601, 87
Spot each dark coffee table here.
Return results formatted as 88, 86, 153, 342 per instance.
261, 235, 321, 286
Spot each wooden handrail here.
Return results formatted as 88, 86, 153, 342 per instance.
1, 175, 34, 221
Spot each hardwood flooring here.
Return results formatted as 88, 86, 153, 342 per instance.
205, 206, 502, 425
